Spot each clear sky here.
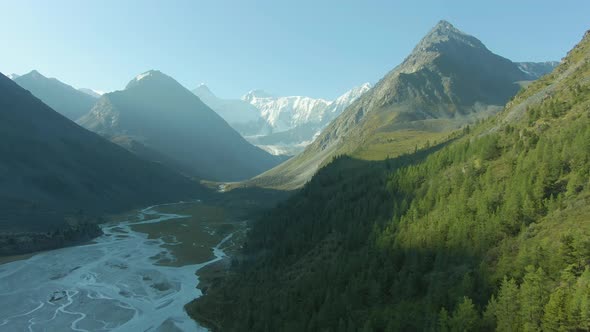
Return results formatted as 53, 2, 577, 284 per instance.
1, 0, 588, 99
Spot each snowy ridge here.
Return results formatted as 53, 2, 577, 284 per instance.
242, 83, 371, 133
193, 82, 371, 156
78, 88, 105, 98
328, 82, 371, 115
248, 95, 331, 132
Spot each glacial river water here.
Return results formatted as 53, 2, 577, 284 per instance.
0, 204, 229, 331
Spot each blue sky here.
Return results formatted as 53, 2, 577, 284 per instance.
1, 0, 588, 99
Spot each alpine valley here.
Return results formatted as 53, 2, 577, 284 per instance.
0, 8, 586, 332
189, 22, 590, 332
0, 72, 204, 254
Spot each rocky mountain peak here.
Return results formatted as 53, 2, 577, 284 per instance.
193, 83, 214, 97
26, 70, 45, 79
409, 20, 486, 58
124, 70, 181, 91
432, 20, 460, 34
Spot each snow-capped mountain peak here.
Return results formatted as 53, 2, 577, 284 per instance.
332, 83, 371, 113
194, 82, 371, 156
243, 83, 371, 133
242, 89, 274, 103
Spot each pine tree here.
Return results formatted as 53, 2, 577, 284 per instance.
542, 287, 570, 332
496, 277, 521, 331
482, 295, 498, 331
569, 268, 590, 330
450, 297, 479, 332
519, 266, 549, 332
438, 307, 450, 332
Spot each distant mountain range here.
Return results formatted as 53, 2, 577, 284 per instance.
0, 72, 204, 253
13, 70, 97, 121
79, 70, 284, 182
242, 90, 332, 133
194, 83, 371, 156
78, 88, 104, 98
249, 20, 555, 189
194, 59, 556, 159
5, 42, 557, 188
516, 61, 560, 79
192, 84, 266, 136
244, 83, 371, 132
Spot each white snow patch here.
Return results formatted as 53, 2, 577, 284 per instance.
135, 72, 152, 82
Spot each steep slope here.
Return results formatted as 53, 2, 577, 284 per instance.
14, 70, 97, 120
251, 20, 534, 189
7, 73, 19, 80
0, 72, 205, 254
79, 70, 283, 181
190, 28, 590, 332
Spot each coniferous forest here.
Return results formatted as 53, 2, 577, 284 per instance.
189, 31, 590, 331
2, 4, 589, 331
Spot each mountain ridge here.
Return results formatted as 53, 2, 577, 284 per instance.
14, 70, 97, 120
194, 82, 370, 156
0, 71, 205, 253
248, 20, 535, 188
79, 70, 283, 182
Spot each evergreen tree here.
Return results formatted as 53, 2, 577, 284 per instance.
519, 266, 549, 331
496, 278, 520, 331
438, 307, 450, 332
450, 297, 479, 332
542, 287, 570, 332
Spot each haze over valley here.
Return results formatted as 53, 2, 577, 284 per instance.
0, 1, 588, 331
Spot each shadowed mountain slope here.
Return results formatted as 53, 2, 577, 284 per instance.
79, 70, 284, 182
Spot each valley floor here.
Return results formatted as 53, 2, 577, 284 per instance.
0, 200, 248, 331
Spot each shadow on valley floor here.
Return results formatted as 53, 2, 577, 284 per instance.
202, 186, 296, 221
186, 138, 459, 331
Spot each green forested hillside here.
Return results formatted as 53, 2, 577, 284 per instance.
189, 30, 590, 331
